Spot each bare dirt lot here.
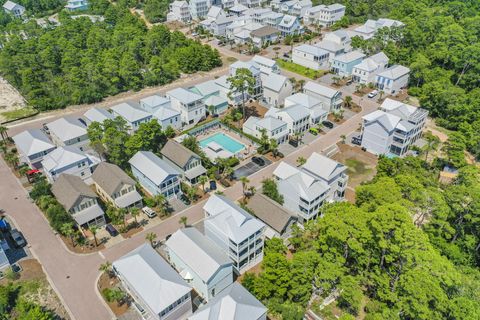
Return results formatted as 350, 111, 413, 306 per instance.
0, 76, 28, 123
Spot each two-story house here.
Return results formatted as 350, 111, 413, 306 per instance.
250, 25, 280, 47
189, 80, 229, 115
189, 0, 211, 20
113, 244, 193, 320
167, 0, 191, 23
353, 18, 404, 40
331, 50, 366, 77
52, 174, 106, 228
303, 81, 342, 112
203, 195, 266, 274
47, 117, 89, 151
277, 14, 302, 36
110, 102, 153, 134
374, 64, 410, 95
41, 146, 100, 183
361, 99, 428, 156
292, 44, 330, 71
83, 107, 115, 125
304, 4, 345, 27
243, 115, 289, 144
166, 88, 206, 126
262, 73, 293, 107
129, 151, 182, 198
251, 55, 280, 75
3, 1, 25, 18
160, 140, 206, 185
189, 283, 267, 320
13, 129, 56, 169
65, 0, 89, 11
352, 51, 389, 85
92, 162, 142, 209
229, 60, 263, 100
284, 93, 327, 125
165, 227, 233, 302
273, 162, 329, 223
281, 0, 312, 17
138, 95, 182, 131
265, 105, 310, 135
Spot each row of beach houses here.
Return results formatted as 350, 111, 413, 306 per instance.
2, 0, 89, 18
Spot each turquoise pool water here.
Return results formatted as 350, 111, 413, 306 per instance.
199, 133, 245, 153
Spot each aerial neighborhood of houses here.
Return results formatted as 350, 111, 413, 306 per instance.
1, 1, 435, 319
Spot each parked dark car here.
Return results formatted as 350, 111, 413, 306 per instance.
346, 79, 353, 85
289, 139, 299, 147
9, 229, 26, 248
252, 156, 265, 166
209, 180, 217, 191
180, 194, 191, 205
322, 121, 334, 129
106, 224, 118, 237
351, 136, 362, 145
283, 53, 290, 58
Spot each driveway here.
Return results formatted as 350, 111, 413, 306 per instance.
232, 156, 271, 179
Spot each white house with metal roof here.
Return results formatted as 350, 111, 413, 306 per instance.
188, 282, 267, 320
352, 51, 389, 85
302, 152, 348, 202
265, 105, 310, 135
292, 44, 330, 70
139, 95, 181, 130
113, 244, 193, 320
41, 146, 100, 183
353, 18, 404, 40
331, 50, 366, 77
12, 129, 56, 169
129, 151, 182, 198
47, 117, 89, 151
284, 93, 328, 124
273, 161, 329, 222
374, 64, 410, 95
165, 227, 233, 302
167, 0, 191, 23
280, 0, 312, 17
229, 60, 263, 100
3, 1, 25, 18
262, 72, 293, 107
251, 55, 280, 75
166, 88, 206, 126
277, 14, 302, 36
304, 3, 345, 27
303, 81, 342, 112
360, 98, 427, 156
83, 107, 115, 125
189, 80, 229, 115
203, 195, 265, 274
139, 95, 171, 114
243, 116, 289, 144
110, 102, 153, 134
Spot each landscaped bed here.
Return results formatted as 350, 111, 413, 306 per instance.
276, 59, 328, 79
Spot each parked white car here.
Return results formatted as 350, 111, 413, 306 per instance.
368, 90, 378, 98
142, 207, 157, 218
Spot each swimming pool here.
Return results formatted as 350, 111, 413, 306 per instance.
199, 132, 246, 154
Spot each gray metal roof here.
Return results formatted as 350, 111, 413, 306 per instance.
113, 244, 192, 315
12, 129, 55, 157
189, 283, 266, 320
295, 44, 329, 56
41, 146, 87, 172
110, 102, 152, 123
333, 50, 365, 63
304, 81, 339, 99
166, 88, 203, 104
52, 174, 97, 210
161, 140, 200, 168
377, 64, 410, 80
166, 228, 232, 283
262, 72, 288, 92
83, 107, 114, 124
129, 151, 180, 185
47, 117, 87, 142
302, 152, 345, 181
92, 162, 136, 196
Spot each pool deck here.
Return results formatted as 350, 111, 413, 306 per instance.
197, 128, 255, 159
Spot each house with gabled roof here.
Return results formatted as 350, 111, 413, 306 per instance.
165, 227, 233, 302
304, 3, 345, 27
47, 117, 89, 151
262, 72, 293, 107
110, 102, 153, 134
92, 162, 142, 209
188, 282, 267, 320
3, 1, 25, 18
251, 55, 280, 75
243, 115, 288, 144
113, 244, 193, 320
303, 81, 342, 112
353, 18, 404, 40
277, 14, 302, 36
83, 107, 115, 125
189, 80, 229, 115
139, 95, 171, 114
331, 50, 366, 77
52, 174, 106, 228
166, 88, 206, 126
167, 0, 191, 23
160, 140, 206, 184
284, 93, 327, 125
129, 151, 182, 198
292, 44, 330, 71
250, 25, 280, 47
138, 95, 182, 131
12, 129, 56, 169
352, 51, 389, 85
374, 64, 410, 95
265, 104, 310, 135
41, 146, 100, 183
203, 195, 265, 274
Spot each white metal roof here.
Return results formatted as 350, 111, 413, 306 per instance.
302, 152, 345, 181
263, 73, 288, 92
41, 146, 88, 172
166, 88, 203, 104
110, 102, 152, 123
363, 110, 401, 132
380, 98, 416, 118
166, 228, 232, 283
285, 93, 322, 109
140, 95, 170, 109
294, 44, 328, 56
189, 283, 267, 320
12, 129, 55, 157
279, 14, 297, 28
376, 65, 410, 80
251, 55, 276, 68
83, 107, 115, 124
203, 195, 265, 243
191, 80, 221, 97
47, 117, 87, 142
3, 1, 22, 11
129, 151, 180, 185
113, 244, 191, 315
304, 81, 339, 99
153, 106, 180, 121
333, 50, 365, 64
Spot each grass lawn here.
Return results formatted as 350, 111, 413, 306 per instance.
276, 59, 327, 79
345, 158, 372, 178
1, 107, 38, 122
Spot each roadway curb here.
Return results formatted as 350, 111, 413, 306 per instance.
94, 271, 116, 320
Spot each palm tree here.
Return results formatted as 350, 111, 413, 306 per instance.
269, 138, 279, 158
186, 186, 197, 203
198, 175, 208, 193
118, 208, 128, 229
0, 125, 8, 142
289, 77, 297, 91
130, 207, 140, 226
298, 79, 306, 91
332, 76, 341, 86
99, 261, 112, 277
90, 225, 99, 247
4, 152, 18, 169
297, 156, 306, 166
179, 216, 188, 228
378, 90, 385, 101
423, 131, 440, 161
340, 134, 346, 144
247, 186, 256, 197
18, 166, 29, 178
344, 95, 353, 109
60, 223, 75, 247
145, 232, 157, 247
154, 194, 167, 214
240, 176, 250, 195
0, 141, 7, 154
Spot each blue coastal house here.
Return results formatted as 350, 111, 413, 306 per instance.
129, 151, 182, 198
331, 51, 366, 77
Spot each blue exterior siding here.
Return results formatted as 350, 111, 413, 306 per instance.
131, 166, 181, 198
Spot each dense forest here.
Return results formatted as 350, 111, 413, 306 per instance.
0, 1, 221, 110
244, 156, 480, 319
